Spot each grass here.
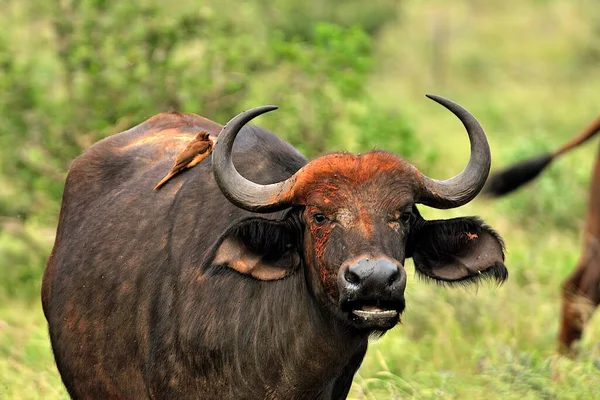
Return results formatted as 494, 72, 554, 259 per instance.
3, 0, 600, 398
0, 302, 68, 399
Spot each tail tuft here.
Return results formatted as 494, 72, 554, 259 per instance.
483, 152, 554, 197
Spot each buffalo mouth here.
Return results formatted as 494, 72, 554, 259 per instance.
342, 299, 404, 326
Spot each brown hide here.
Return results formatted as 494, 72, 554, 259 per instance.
42, 111, 222, 324
558, 143, 600, 355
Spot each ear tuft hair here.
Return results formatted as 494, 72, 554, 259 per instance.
414, 261, 508, 288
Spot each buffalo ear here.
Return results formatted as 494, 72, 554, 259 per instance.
209, 217, 301, 281
409, 217, 507, 284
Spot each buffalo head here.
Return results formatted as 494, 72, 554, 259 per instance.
208, 94, 507, 332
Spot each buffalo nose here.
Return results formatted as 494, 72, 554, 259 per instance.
344, 257, 404, 289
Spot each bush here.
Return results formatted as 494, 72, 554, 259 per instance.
0, 0, 416, 300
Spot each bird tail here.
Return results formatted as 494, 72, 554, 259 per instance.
483, 115, 600, 197
153, 172, 175, 190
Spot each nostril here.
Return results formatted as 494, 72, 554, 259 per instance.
344, 270, 360, 285
388, 269, 400, 286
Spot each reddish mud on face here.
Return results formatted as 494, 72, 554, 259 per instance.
293, 151, 420, 299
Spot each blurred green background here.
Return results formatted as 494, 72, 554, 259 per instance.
1, 0, 600, 398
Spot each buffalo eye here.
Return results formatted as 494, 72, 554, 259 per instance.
312, 213, 328, 225
400, 211, 413, 224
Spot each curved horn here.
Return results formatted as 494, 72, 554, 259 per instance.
417, 94, 491, 209
212, 106, 296, 212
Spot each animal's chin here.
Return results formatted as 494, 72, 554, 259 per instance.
341, 299, 404, 331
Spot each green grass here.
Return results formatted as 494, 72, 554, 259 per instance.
0, 302, 68, 399
3, 0, 600, 398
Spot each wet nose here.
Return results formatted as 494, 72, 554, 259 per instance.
343, 257, 405, 291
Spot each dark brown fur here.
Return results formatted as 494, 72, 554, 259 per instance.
43, 112, 506, 399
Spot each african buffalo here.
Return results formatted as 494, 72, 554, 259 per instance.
43, 94, 507, 399
484, 115, 600, 355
